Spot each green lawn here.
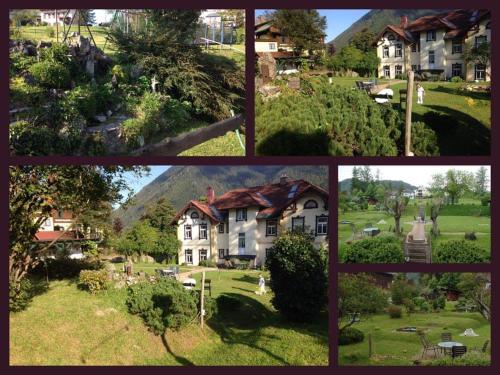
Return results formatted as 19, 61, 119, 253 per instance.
179, 130, 245, 156
10, 270, 328, 365
338, 204, 491, 262
110, 261, 199, 275
338, 303, 490, 366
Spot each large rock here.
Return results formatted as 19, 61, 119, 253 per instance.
258, 53, 277, 83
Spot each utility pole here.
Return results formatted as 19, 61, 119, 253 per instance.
200, 271, 206, 329
405, 71, 414, 156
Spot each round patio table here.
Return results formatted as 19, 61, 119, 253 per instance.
438, 341, 463, 349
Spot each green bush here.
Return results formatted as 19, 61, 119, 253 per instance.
9, 51, 37, 75
464, 231, 477, 240
410, 122, 439, 156
391, 277, 416, 305
29, 60, 71, 89
341, 235, 403, 263
413, 296, 431, 312
256, 81, 402, 156
216, 295, 243, 311
191, 290, 217, 320
9, 278, 46, 312
30, 257, 103, 280
338, 327, 365, 345
81, 241, 99, 258
431, 296, 446, 310
9, 121, 59, 156
387, 304, 402, 318
198, 259, 217, 267
450, 76, 464, 83
265, 231, 328, 322
434, 240, 490, 263
127, 278, 198, 334
10, 76, 46, 107
79, 269, 108, 294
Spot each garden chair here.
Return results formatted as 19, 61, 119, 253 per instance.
451, 345, 467, 361
441, 332, 453, 355
418, 333, 440, 359
473, 340, 489, 353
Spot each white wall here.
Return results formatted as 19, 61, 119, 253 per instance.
255, 41, 278, 53
177, 207, 213, 265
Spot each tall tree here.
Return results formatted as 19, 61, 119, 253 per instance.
474, 166, 489, 196
384, 189, 409, 235
271, 9, 326, 55
140, 198, 177, 233
221, 9, 245, 28
10, 9, 39, 26
430, 197, 444, 236
113, 217, 124, 235
458, 273, 491, 322
430, 169, 474, 204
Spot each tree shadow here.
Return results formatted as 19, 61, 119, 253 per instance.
256, 129, 331, 156
429, 85, 491, 101
79, 324, 132, 364
233, 274, 260, 284
161, 333, 195, 366
422, 106, 490, 155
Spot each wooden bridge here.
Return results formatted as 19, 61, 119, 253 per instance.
404, 216, 431, 263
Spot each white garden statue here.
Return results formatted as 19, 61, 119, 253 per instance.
255, 274, 267, 295
460, 328, 479, 337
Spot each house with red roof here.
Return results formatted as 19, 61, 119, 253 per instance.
375, 10, 490, 81
172, 176, 329, 266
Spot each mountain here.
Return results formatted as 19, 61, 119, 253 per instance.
338, 178, 417, 192
114, 166, 329, 227
330, 9, 452, 50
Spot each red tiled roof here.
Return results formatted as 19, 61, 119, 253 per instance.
34, 230, 82, 241
256, 51, 296, 59
172, 179, 329, 224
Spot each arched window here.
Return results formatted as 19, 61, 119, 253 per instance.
304, 199, 318, 209
190, 211, 199, 219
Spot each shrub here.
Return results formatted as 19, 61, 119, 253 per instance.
455, 297, 477, 312
29, 60, 70, 89
434, 240, 490, 263
338, 327, 365, 345
410, 122, 439, 156
191, 290, 217, 320
391, 277, 416, 305
9, 278, 49, 312
216, 295, 243, 311
450, 76, 463, 83
79, 269, 108, 294
9, 121, 59, 156
432, 296, 446, 310
464, 231, 477, 241
9, 51, 37, 75
387, 304, 402, 318
265, 231, 328, 322
413, 296, 430, 312
127, 278, 198, 334
402, 298, 416, 314
198, 259, 217, 267
30, 257, 103, 280
341, 235, 403, 263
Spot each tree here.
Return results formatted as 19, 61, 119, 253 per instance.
10, 9, 39, 26
384, 190, 408, 235
266, 231, 328, 322
221, 9, 245, 28
141, 198, 177, 233
113, 217, 124, 235
78, 10, 96, 25
9, 166, 145, 296
270, 9, 326, 55
391, 276, 416, 305
430, 169, 474, 204
474, 166, 489, 196
430, 197, 444, 236
463, 41, 491, 80
123, 221, 159, 258
349, 28, 376, 52
338, 273, 387, 333
458, 273, 491, 321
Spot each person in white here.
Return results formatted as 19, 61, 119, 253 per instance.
256, 274, 266, 295
416, 83, 425, 104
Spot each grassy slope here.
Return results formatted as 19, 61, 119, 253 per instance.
10, 270, 328, 366
338, 303, 490, 366
179, 131, 245, 156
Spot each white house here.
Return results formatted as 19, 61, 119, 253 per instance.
172, 176, 329, 267
375, 10, 490, 81
39, 9, 76, 26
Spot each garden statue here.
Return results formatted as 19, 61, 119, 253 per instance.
256, 274, 267, 295
151, 75, 159, 93
417, 83, 425, 104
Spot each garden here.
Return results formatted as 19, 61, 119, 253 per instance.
255, 10, 491, 156
338, 273, 491, 366
338, 166, 491, 263
9, 10, 245, 156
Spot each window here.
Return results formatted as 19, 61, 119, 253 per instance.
411, 43, 419, 52
475, 36, 487, 48
266, 220, 277, 236
265, 248, 272, 258
199, 223, 207, 239
383, 65, 390, 78
238, 233, 246, 252
218, 223, 224, 233
387, 34, 395, 41
411, 64, 418, 72
184, 225, 192, 240
185, 249, 193, 264
291, 216, 305, 232
218, 249, 225, 259
428, 50, 435, 64
226, 222, 229, 232
475, 64, 486, 80
190, 211, 199, 219
383, 46, 389, 58
199, 249, 208, 262
395, 44, 402, 58
316, 216, 328, 236
236, 208, 247, 221
269, 42, 276, 50
452, 39, 462, 54
304, 199, 318, 209
452, 63, 462, 77
426, 30, 436, 41
43, 218, 52, 227
395, 65, 403, 76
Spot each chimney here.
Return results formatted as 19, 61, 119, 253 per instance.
280, 175, 289, 186
206, 186, 215, 205
400, 15, 408, 29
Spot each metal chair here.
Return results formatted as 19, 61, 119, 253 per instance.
451, 345, 467, 360
441, 332, 453, 355
418, 333, 440, 358
481, 340, 490, 353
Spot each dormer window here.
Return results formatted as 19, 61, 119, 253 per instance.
426, 30, 436, 42
304, 199, 318, 209
236, 208, 247, 221
190, 211, 199, 219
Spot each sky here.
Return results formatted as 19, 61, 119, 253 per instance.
338, 166, 491, 189
119, 166, 170, 204
93, 9, 114, 24
255, 9, 370, 42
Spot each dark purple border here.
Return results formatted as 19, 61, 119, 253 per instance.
2, 0, 497, 372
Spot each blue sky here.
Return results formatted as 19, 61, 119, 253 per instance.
118, 166, 170, 204
255, 9, 370, 41
93, 9, 114, 24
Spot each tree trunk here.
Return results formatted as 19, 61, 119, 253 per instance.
394, 216, 401, 235
432, 218, 439, 236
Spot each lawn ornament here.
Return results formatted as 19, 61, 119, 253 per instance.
374, 88, 394, 104
255, 274, 267, 295
460, 328, 479, 337
182, 277, 196, 290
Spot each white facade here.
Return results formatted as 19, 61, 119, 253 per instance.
176, 192, 329, 267
376, 14, 490, 81
40, 10, 76, 26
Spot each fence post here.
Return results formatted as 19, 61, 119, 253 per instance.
200, 271, 206, 329
405, 71, 414, 156
368, 333, 373, 358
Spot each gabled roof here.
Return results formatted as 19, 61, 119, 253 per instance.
172, 179, 328, 224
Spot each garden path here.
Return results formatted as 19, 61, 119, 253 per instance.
178, 267, 218, 281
